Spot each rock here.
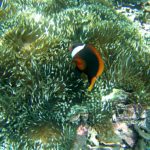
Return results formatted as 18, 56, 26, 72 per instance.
113, 122, 136, 148
72, 124, 88, 150
101, 89, 130, 103
145, 109, 150, 131
134, 124, 150, 140
88, 126, 99, 146
67, 105, 88, 124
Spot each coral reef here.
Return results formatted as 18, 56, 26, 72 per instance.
0, 0, 149, 149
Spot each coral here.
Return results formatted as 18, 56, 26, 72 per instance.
112, 0, 149, 5
0, 0, 149, 149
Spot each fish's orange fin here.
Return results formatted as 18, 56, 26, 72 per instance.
88, 45, 104, 78
88, 77, 97, 91
74, 57, 86, 71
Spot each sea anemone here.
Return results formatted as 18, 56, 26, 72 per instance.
0, 0, 149, 149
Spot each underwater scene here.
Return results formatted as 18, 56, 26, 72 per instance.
0, 0, 150, 150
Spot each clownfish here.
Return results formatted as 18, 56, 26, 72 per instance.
69, 43, 104, 91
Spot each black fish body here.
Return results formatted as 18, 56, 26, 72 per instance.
69, 43, 104, 91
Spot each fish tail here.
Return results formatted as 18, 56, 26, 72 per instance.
88, 77, 97, 91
